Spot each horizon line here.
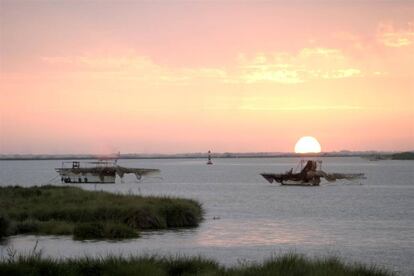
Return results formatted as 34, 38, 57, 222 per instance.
1, 150, 413, 157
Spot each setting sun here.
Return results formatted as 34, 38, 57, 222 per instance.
294, 136, 322, 154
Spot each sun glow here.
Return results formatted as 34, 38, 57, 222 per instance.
294, 136, 322, 153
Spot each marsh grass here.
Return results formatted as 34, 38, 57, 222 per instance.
0, 253, 393, 276
391, 151, 414, 160
0, 185, 203, 240
73, 222, 138, 240
0, 214, 9, 238
225, 254, 392, 276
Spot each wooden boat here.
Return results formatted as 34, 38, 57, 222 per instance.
261, 160, 364, 186
56, 160, 159, 184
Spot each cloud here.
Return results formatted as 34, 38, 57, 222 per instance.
42, 54, 228, 84
377, 22, 414, 48
238, 104, 363, 111
332, 32, 365, 50
42, 47, 364, 85
237, 48, 361, 84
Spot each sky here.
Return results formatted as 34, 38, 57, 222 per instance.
0, 0, 413, 154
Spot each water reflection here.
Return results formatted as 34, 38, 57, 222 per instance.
197, 219, 329, 247
0, 158, 413, 275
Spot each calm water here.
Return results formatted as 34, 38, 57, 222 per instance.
0, 157, 413, 275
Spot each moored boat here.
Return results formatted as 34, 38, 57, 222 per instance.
55, 160, 159, 184
261, 160, 364, 186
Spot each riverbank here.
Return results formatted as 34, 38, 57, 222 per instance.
0, 186, 203, 240
0, 253, 392, 276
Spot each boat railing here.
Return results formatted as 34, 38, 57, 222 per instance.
59, 160, 117, 169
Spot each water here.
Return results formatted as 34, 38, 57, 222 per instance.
0, 157, 413, 275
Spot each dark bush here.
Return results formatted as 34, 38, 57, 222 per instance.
73, 223, 105, 240
14, 221, 39, 234
162, 203, 201, 228
124, 208, 166, 229
0, 214, 10, 238
0, 186, 203, 240
73, 222, 138, 240
104, 223, 138, 239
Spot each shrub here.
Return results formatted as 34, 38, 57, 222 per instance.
73, 222, 105, 240
0, 186, 203, 240
13, 220, 39, 234
104, 223, 138, 239
162, 204, 200, 227
0, 214, 10, 238
73, 222, 138, 240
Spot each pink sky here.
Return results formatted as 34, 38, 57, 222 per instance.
0, 1, 413, 154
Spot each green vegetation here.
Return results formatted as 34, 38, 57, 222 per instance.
73, 222, 137, 240
365, 151, 414, 161
0, 253, 392, 276
391, 151, 414, 160
0, 185, 203, 240
0, 214, 10, 238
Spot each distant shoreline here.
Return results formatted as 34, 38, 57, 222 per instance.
1, 151, 413, 160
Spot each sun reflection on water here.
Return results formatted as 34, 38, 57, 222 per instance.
196, 219, 331, 247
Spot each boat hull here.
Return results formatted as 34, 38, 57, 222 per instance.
261, 173, 320, 186
57, 171, 116, 184
55, 161, 160, 184
280, 180, 319, 186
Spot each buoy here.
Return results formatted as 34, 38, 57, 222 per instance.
207, 150, 213, 165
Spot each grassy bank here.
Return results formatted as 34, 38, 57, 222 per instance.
365, 151, 414, 161
0, 185, 203, 240
0, 254, 392, 276
391, 152, 414, 160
